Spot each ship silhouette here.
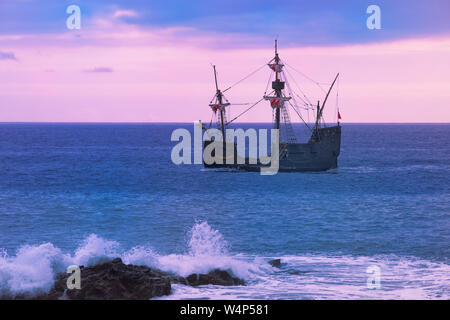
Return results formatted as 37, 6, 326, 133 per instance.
203, 40, 341, 172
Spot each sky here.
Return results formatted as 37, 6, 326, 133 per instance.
0, 0, 449, 122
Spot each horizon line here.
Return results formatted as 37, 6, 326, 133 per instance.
0, 121, 449, 125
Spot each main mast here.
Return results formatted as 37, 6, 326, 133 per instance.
264, 40, 290, 133
273, 40, 282, 130
213, 65, 226, 140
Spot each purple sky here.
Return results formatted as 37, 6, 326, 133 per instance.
0, 0, 449, 122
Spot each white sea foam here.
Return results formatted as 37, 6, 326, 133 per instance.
71, 234, 120, 266
0, 243, 67, 295
0, 222, 449, 299
162, 254, 450, 300
0, 222, 264, 296
123, 222, 267, 279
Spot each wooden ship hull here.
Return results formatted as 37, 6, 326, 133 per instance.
203, 125, 341, 172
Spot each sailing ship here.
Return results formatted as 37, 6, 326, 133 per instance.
203, 40, 341, 172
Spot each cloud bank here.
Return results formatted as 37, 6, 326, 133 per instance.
0, 51, 17, 61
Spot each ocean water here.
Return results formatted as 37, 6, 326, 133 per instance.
0, 123, 449, 299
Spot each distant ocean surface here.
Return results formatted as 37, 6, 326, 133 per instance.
0, 123, 449, 299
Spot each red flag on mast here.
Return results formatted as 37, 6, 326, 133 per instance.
338, 111, 342, 120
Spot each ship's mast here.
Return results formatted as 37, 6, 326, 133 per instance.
315, 73, 340, 131
273, 40, 282, 130
315, 100, 321, 133
213, 65, 226, 141
263, 40, 291, 137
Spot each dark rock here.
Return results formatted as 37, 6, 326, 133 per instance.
184, 269, 245, 286
268, 259, 282, 268
287, 270, 308, 275
37, 258, 172, 300
4, 258, 245, 300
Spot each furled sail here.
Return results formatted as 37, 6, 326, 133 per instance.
209, 102, 230, 113
268, 63, 284, 72
263, 96, 291, 108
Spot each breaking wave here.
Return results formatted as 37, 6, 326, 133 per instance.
0, 222, 266, 296
1, 221, 449, 299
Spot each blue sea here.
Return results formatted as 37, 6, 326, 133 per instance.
0, 123, 449, 299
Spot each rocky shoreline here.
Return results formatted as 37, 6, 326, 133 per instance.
2, 258, 245, 300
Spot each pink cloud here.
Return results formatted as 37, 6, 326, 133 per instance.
113, 10, 139, 19
83, 67, 114, 73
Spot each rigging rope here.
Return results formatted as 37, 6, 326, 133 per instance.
283, 71, 312, 111
264, 71, 273, 95
209, 93, 217, 104
283, 60, 328, 94
335, 76, 340, 122
208, 112, 213, 129
222, 62, 269, 94
282, 67, 314, 107
226, 97, 265, 125
288, 101, 312, 132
